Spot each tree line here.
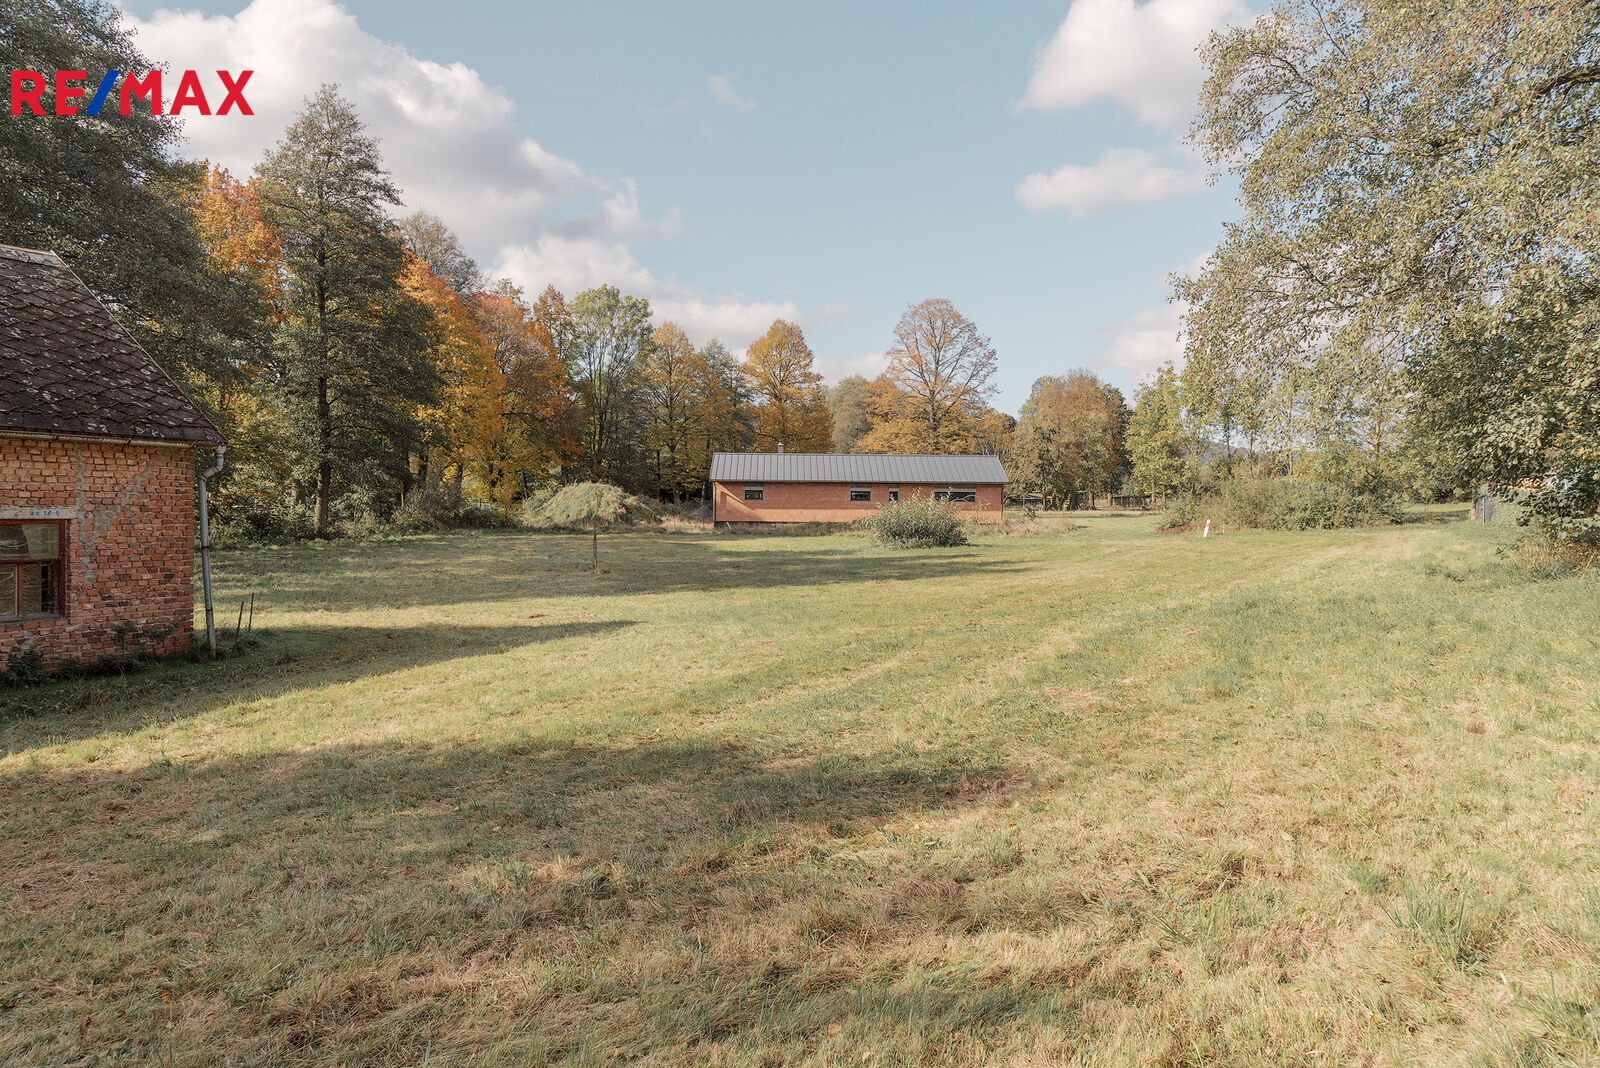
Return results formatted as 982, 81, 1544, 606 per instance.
4, 1, 1148, 536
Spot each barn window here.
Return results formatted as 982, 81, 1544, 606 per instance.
933, 485, 978, 503
887, 484, 900, 502
0, 521, 65, 621
850, 484, 872, 502
743, 483, 764, 501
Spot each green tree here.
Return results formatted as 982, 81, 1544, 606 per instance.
1127, 364, 1194, 498
1178, 0, 1600, 535
0, 0, 237, 388
399, 211, 481, 296
566, 285, 653, 483
255, 85, 433, 537
827, 375, 873, 452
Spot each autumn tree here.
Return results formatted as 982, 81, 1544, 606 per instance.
743, 320, 832, 452
471, 281, 577, 484
687, 339, 755, 485
879, 299, 999, 452
641, 322, 708, 498
1011, 371, 1129, 507
566, 285, 653, 482
255, 85, 433, 536
1179, 0, 1600, 537
399, 211, 481, 296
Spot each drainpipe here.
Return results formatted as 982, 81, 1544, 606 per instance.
198, 445, 226, 658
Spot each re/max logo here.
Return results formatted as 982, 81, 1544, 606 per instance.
8, 70, 253, 117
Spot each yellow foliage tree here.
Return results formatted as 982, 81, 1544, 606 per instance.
403, 256, 515, 512
743, 319, 832, 452
872, 298, 999, 452
642, 322, 709, 498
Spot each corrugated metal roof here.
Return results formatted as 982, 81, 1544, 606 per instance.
710, 452, 1008, 484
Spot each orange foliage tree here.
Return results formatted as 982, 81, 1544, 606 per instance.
743, 319, 832, 452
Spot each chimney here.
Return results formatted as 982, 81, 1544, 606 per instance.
777, 440, 784, 454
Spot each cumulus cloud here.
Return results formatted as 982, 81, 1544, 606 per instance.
124, 0, 794, 349
1094, 253, 1210, 382
1015, 145, 1207, 216
494, 238, 798, 345
1019, 0, 1247, 127
706, 73, 756, 112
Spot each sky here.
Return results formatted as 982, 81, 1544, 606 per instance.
115, 0, 1256, 413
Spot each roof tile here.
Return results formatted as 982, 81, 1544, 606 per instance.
0, 244, 223, 444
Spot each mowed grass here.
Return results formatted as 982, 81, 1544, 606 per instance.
4, 513, 1600, 1066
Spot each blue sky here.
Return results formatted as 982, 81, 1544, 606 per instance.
119, 0, 1252, 412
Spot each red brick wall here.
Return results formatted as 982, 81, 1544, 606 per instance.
1, 436, 198, 672
711, 481, 1005, 524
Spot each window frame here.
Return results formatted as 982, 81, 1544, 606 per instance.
887, 484, 900, 502
849, 484, 872, 502
0, 519, 68, 623
933, 485, 978, 504
743, 483, 765, 501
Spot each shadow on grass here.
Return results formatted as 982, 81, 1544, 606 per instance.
0, 620, 637, 755
213, 529, 1031, 611
0, 736, 1033, 1064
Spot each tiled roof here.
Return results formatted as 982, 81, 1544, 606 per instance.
710, 452, 1009, 484
0, 244, 223, 444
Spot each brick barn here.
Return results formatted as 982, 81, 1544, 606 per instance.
709, 452, 1009, 525
0, 244, 223, 674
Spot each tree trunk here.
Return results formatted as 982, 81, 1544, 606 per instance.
592, 526, 598, 570
315, 375, 332, 538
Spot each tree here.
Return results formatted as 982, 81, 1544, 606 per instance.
541, 482, 656, 570
470, 281, 578, 486
827, 376, 873, 452
404, 255, 508, 509
1127, 364, 1194, 498
688, 339, 755, 488
743, 320, 832, 452
641, 322, 707, 498
1178, 0, 1600, 536
1011, 372, 1128, 507
566, 285, 653, 483
0, 0, 217, 381
881, 299, 999, 452
255, 85, 433, 537
399, 212, 481, 296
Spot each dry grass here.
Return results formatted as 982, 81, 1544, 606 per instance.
2, 513, 1599, 1066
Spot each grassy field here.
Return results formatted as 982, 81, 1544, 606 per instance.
4, 512, 1600, 1066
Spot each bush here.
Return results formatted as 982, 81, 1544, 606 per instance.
865, 496, 968, 548
1181, 477, 1406, 532
211, 498, 317, 545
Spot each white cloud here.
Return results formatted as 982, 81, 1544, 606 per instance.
494, 238, 798, 347
124, 0, 792, 348
706, 73, 755, 112
815, 350, 889, 384
1015, 145, 1207, 216
1020, 0, 1247, 126
1094, 252, 1209, 383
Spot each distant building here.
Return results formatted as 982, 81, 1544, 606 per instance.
0, 244, 223, 673
709, 452, 1008, 525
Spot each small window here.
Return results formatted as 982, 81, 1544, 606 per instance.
850, 484, 872, 502
887, 484, 900, 502
743, 483, 764, 501
1, 521, 65, 621
933, 485, 978, 503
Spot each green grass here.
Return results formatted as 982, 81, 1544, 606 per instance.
3, 513, 1600, 1066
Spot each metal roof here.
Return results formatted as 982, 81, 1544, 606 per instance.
0, 244, 223, 444
710, 452, 1008, 484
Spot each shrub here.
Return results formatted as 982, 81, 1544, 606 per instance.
211, 499, 317, 545
865, 496, 968, 548
1173, 477, 1405, 533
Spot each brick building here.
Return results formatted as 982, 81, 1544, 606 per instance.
0, 244, 223, 673
709, 452, 1008, 525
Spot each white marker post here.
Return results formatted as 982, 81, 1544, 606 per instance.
1202, 518, 1211, 538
